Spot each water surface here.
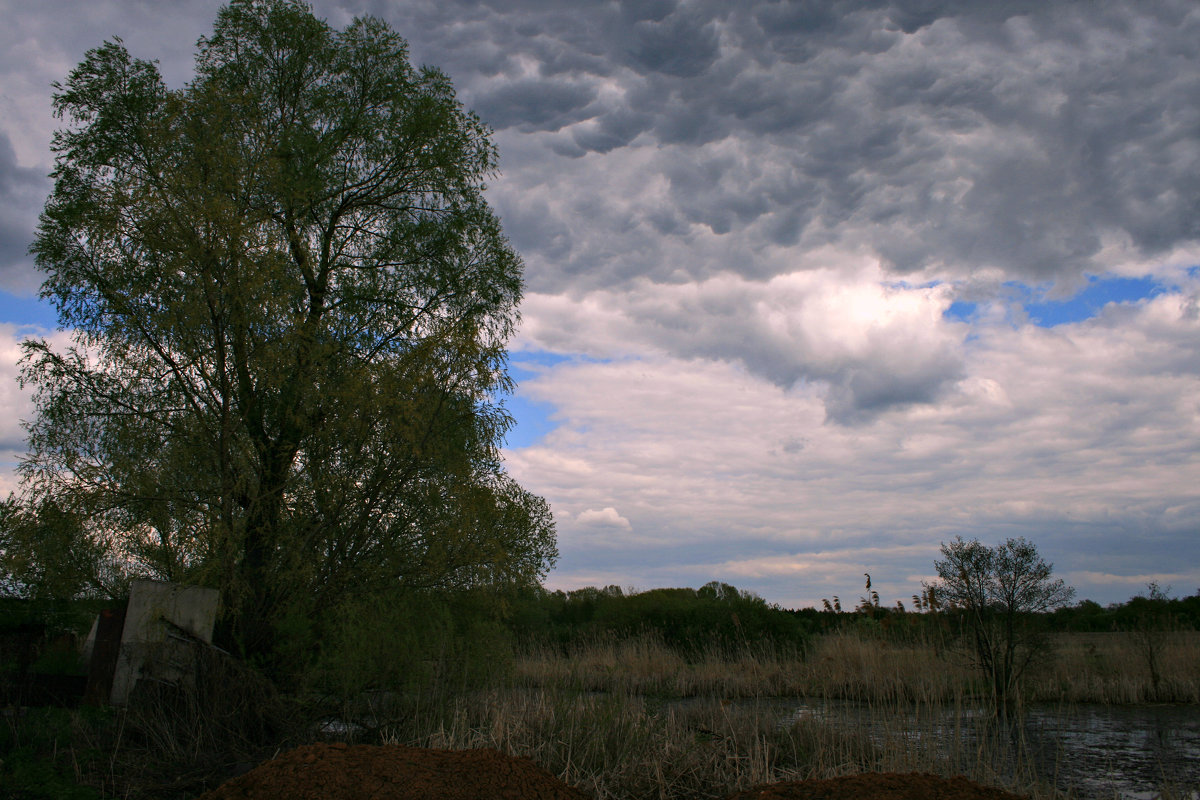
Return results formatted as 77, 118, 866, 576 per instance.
777, 699, 1199, 799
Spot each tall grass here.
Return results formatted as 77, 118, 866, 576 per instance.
513, 633, 804, 698
514, 629, 1200, 705
466, 629, 1199, 798
379, 687, 1063, 800
1024, 631, 1200, 704
8, 627, 1196, 798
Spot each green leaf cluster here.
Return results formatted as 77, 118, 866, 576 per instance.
10, 0, 555, 660
509, 582, 810, 657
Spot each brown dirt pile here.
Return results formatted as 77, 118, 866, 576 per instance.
727, 772, 1030, 800
193, 742, 590, 800
196, 742, 1030, 800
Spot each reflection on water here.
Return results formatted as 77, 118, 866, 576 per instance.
1022, 704, 1200, 800
779, 699, 1200, 800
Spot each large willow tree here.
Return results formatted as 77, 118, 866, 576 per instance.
17, 0, 555, 655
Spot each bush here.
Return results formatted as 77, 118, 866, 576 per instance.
308, 588, 515, 705
509, 582, 810, 658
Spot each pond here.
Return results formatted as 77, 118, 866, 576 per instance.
777, 699, 1200, 800
1022, 703, 1200, 800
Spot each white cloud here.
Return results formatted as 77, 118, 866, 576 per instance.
576, 507, 632, 530
0, 323, 39, 497
516, 264, 966, 420
0, 323, 79, 497
507, 286, 1200, 607
0, 324, 36, 448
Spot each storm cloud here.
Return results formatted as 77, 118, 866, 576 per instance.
365, 0, 1200, 295
2, 0, 1199, 605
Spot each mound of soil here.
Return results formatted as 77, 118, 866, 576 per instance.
727, 772, 1029, 800
193, 742, 590, 800
195, 742, 1029, 800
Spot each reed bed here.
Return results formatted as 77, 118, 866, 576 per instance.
796, 631, 978, 703
380, 686, 1064, 800
514, 630, 1200, 705
471, 629, 1200, 798
513, 634, 804, 698
1024, 631, 1200, 704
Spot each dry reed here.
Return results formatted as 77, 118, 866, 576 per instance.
514, 629, 1200, 705
380, 686, 1065, 800
472, 629, 1199, 798
1023, 631, 1200, 704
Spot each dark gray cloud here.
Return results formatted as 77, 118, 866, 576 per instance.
624, 9, 722, 78
15, 0, 1196, 298
3, 0, 1199, 603
0, 133, 49, 292
342, 0, 1200, 296
471, 78, 597, 132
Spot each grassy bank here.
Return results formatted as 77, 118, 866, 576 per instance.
379, 628, 1200, 799
1025, 631, 1200, 704
4, 627, 1198, 798
511, 629, 1200, 705
380, 688, 1058, 800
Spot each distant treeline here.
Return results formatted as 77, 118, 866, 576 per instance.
5, 582, 1197, 687
1048, 590, 1200, 631
787, 587, 1200, 636
507, 581, 810, 655
507, 583, 1200, 652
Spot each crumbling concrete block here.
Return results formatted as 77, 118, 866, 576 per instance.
100, 580, 220, 706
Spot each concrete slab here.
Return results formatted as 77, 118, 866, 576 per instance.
107, 580, 220, 705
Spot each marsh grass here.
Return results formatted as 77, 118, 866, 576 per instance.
379, 686, 1065, 800
7, 628, 1196, 799
476, 630, 1199, 798
514, 630, 1200, 705
513, 633, 804, 698
1024, 632, 1200, 704
512, 630, 974, 703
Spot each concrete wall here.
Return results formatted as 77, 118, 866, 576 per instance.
107, 579, 220, 705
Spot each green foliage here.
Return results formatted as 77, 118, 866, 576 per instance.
509, 581, 809, 657
1, 498, 121, 601
17, 0, 554, 660
309, 588, 514, 701
0, 707, 106, 800
1048, 588, 1200, 632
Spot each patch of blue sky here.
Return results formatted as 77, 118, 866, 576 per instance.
0, 289, 57, 330
503, 350, 613, 449
501, 393, 558, 449
940, 274, 1172, 327
1020, 275, 1165, 327
502, 348, 590, 449
943, 300, 977, 323
508, 348, 575, 382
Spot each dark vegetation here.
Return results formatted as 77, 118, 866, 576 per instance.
6, 0, 555, 673
4, 581, 1198, 798
507, 582, 810, 657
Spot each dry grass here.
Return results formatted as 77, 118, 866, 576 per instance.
795, 631, 978, 703
380, 687, 1062, 800
1024, 631, 1200, 704
17, 627, 1193, 799
514, 629, 1200, 705
471, 629, 1200, 799
513, 634, 804, 698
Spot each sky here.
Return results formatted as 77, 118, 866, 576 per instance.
1, 0, 1198, 610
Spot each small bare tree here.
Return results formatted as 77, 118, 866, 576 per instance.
1133, 582, 1173, 698
926, 536, 1074, 716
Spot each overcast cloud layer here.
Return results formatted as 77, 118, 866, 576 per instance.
1, 0, 1198, 607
